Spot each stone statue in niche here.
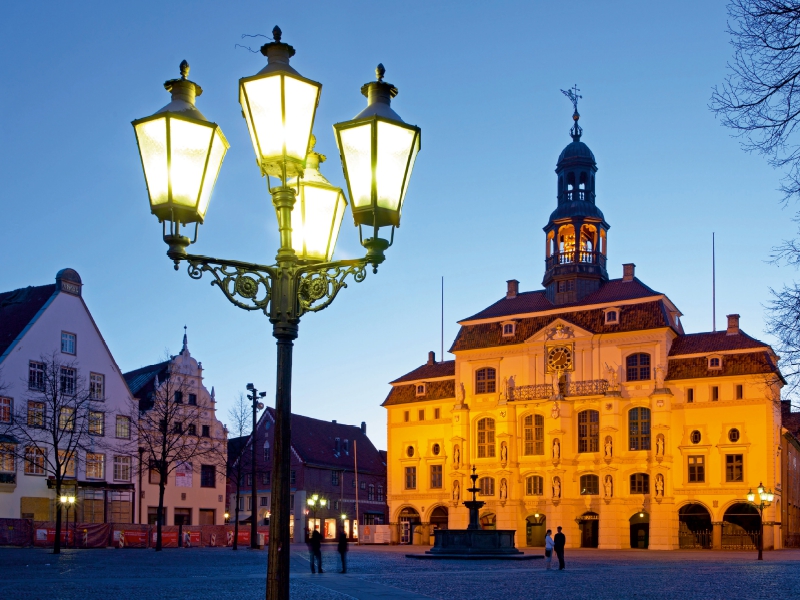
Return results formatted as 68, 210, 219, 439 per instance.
604, 436, 613, 458
551, 400, 560, 419
655, 365, 666, 388
656, 434, 665, 457
552, 438, 560, 460
603, 475, 613, 498
453, 445, 460, 469
453, 480, 460, 501
552, 476, 561, 499
500, 442, 508, 463
499, 478, 508, 500
655, 474, 664, 498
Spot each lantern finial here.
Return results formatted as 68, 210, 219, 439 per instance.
180, 60, 190, 80
376, 63, 386, 82
272, 25, 282, 42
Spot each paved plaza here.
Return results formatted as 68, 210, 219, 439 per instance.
1, 544, 798, 599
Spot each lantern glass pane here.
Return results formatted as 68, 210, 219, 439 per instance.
283, 76, 319, 163
169, 118, 214, 208
339, 124, 372, 208
135, 117, 169, 206
376, 121, 416, 211
297, 185, 338, 260
329, 191, 346, 260
240, 86, 261, 164
399, 132, 420, 212
197, 128, 228, 219
243, 76, 284, 160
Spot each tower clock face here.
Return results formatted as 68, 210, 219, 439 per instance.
547, 345, 574, 371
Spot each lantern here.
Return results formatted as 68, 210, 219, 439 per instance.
239, 26, 321, 180
334, 64, 421, 229
132, 61, 229, 226
289, 137, 347, 262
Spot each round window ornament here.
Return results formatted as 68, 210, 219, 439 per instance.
690, 430, 701, 444
406, 446, 414, 457
432, 443, 440, 456
728, 428, 740, 443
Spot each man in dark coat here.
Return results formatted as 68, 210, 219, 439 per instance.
337, 530, 349, 573
553, 526, 566, 570
310, 527, 323, 573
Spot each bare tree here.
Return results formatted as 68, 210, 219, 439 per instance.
226, 393, 252, 550
130, 369, 224, 551
0, 353, 94, 554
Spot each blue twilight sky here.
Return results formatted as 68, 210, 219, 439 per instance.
0, 1, 795, 448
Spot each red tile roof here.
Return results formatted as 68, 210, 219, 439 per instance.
463, 278, 662, 321
0, 284, 57, 359
668, 331, 768, 356
382, 379, 456, 407
390, 360, 455, 383
666, 351, 780, 381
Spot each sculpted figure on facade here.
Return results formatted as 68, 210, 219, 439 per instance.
605, 363, 619, 390
500, 478, 508, 500
655, 474, 664, 498
604, 475, 613, 498
551, 400, 560, 419
452, 480, 460, 501
656, 434, 665, 457
500, 441, 508, 463
604, 436, 613, 458
458, 382, 466, 403
656, 364, 666, 389
552, 438, 560, 460
453, 445, 460, 469
552, 476, 561, 499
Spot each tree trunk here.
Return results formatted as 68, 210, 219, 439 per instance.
233, 482, 240, 551
53, 480, 62, 554
156, 475, 166, 551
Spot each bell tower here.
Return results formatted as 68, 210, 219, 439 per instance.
543, 87, 609, 305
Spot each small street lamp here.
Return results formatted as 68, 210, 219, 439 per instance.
59, 495, 75, 549
746, 482, 774, 561
307, 494, 327, 539
246, 383, 267, 549
132, 24, 421, 600
224, 512, 230, 523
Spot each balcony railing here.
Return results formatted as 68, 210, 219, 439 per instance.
508, 379, 609, 401
546, 251, 606, 270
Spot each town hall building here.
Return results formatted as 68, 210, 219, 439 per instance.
383, 106, 789, 550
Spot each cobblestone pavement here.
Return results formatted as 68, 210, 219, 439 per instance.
1, 544, 798, 600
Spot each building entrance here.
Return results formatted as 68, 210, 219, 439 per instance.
629, 511, 649, 549
399, 507, 420, 544
430, 506, 449, 532
722, 503, 760, 550
678, 503, 712, 549
526, 514, 546, 547
480, 512, 497, 530
578, 512, 599, 548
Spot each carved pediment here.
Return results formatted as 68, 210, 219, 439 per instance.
525, 319, 593, 344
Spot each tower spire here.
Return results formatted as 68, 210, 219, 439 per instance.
561, 85, 583, 141
182, 325, 188, 354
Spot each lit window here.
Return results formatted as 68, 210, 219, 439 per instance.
523, 414, 544, 455
24, 447, 45, 475
88, 411, 104, 436
59, 407, 75, 431
479, 477, 495, 496
580, 474, 599, 495
475, 368, 496, 394
116, 416, 130, 439
0, 397, 11, 424
728, 428, 740, 443
578, 410, 599, 453
630, 473, 649, 494
526, 475, 544, 496
430, 465, 443, 489
27, 402, 44, 427
690, 430, 702, 444
114, 456, 131, 481
86, 453, 105, 479
628, 407, 651, 451
477, 418, 496, 458
0, 443, 15, 474
626, 354, 651, 381
90, 373, 104, 400
61, 332, 76, 355
688, 456, 705, 482
57, 450, 75, 478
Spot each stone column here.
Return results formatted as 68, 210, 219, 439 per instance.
599, 500, 622, 549
712, 521, 723, 549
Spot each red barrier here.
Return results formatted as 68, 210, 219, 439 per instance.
0, 518, 33, 546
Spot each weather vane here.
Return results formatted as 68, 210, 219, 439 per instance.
561, 85, 583, 140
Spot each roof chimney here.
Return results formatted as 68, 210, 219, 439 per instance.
726, 314, 740, 335
622, 263, 636, 282
332, 420, 337, 424
506, 279, 519, 299
360, 421, 367, 435
427, 351, 436, 365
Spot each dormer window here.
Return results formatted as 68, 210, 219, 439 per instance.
603, 307, 620, 325
708, 356, 722, 370
334, 438, 340, 454
343, 439, 349, 454
415, 383, 426, 396
500, 320, 518, 337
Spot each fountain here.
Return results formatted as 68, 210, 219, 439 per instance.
407, 466, 536, 560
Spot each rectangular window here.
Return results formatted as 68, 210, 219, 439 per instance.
115, 416, 130, 439
726, 454, 744, 482
628, 407, 651, 451
711, 386, 719, 401
174, 391, 183, 404
245, 474, 252, 486
24, 447, 45, 475
434, 408, 441, 419
59, 407, 75, 431
114, 456, 131, 481
260, 496, 269, 507
736, 384, 743, 400
89, 373, 104, 400
238, 497, 244, 511
27, 401, 44, 427
0, 397, 11, 423
377, 485, 384, 502
187, 424, 196, 436
246, 496, 252, 511
404, 411, 409, 422
405, 466, 417, 490
430, 465, 443, 489
57, 450, 75, 478
630, 473, 650, 494
687, 388, 694, 403
526, 475, 544, 496
61, 332, 76, 355
332, 471, 339, 486
360, 481, 366, 490
578, 410, 600, 453
188, 394, 197, 405
88, 411, 104, 436
523, 414, 545, 455
86, 453, 105, 479
201, 425, 210, 437
368, 484, 375, 500
0, 443, 15, 473
290, 470, 296, 485
201, 465, 216, 488
28, 362, 45, 390
418, 409, 425, 421
477, 418, 496, 458
60, 367, 76, 395
149, 460, 161, 484
173, 422, 183, 434
688, 456, 705, 483
262, 471, 271, 486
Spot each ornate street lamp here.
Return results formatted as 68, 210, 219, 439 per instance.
746, 481, 774, 560
246, 383, 267, 549
59, 494, 75, 549
131, 25, 421, 600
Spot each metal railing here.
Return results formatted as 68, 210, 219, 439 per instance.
509, 379, 609, 401
722, 531, 759, 550
784, 533, 800, 548
546, 251, 606, 270
678, 529, 712, 549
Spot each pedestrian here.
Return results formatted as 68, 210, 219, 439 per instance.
544, 529, 554, 569
553, 526, 566, 570
310, 527, 324, 573
337, 529, 349, 573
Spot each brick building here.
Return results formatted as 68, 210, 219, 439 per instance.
227, 408, 387, 541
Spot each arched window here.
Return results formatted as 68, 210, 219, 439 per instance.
526, 475, 544, 496
626, 353, 651, 381
475, 368, 496, 394
578, 410, 599, 453
477, 418, 496, 458
630, 473, 650, 494
580, 474, 599, 495
523, 414, 545, 455
628, 407, 651, 451
479, 477, 495, 496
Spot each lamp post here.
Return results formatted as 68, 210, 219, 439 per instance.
247, 383, 267, 549
224, 512, 230, 523
746, 481, 774, 561
132, 25, 420, 600
306, 494, 327, 539
59, 495, 75, 549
